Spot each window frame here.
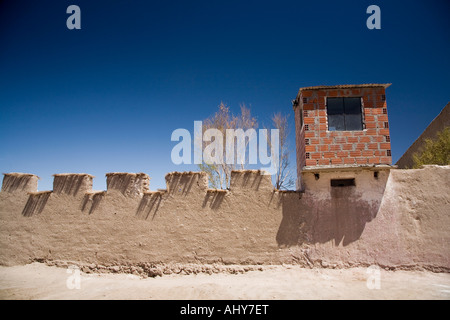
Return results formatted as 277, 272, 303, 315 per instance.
326, 97, 365, 131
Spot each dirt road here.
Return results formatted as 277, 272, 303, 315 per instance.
0, 263, 449, 300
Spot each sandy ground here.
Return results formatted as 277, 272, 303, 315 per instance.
0, 263, 449, 300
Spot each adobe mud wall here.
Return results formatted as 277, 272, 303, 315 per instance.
295, 166, 450, 270
0, 167, 449, 271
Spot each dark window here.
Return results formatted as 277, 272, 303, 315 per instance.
327, 97, 363, 131
331, 178, 355, 187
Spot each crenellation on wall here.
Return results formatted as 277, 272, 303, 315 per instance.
1, 173, 39, 193
105, 172, 150, 197
203, 189, 230, 210
53, 173, 93, 196
229, 170, 273, 192
165, 171, 209, 195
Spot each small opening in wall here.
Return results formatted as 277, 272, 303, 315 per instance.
303, 110, 308, 118
374, 171, 379, 179
383, 108, 387, 114
331, 178, 355, 187
385, 135, 390, 142
384, 122, 389, 129
314, 173, 320, 180
381, 95, 386, 101
387, 150, 391, 156
306, 152, 310, 159
305, 138, 310, 145
303, 97, 308, 103
305, 124, 309, 131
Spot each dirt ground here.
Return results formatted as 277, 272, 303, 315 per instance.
0, 262, 449, 300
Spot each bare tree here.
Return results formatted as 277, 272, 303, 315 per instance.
197, 102, 258, 189
268, 112, 294, 190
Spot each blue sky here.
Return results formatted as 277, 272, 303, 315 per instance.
1, 0, 449, 191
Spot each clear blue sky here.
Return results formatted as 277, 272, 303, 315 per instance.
1, 0, 449, 191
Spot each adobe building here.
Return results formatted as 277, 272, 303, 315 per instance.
0, 82, 449, 273
292, 84, 394, 190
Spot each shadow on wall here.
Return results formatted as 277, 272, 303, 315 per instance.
276, 191, 306, 247
241, 171, 264, 190
106, 173, 149, 197
166, 173, 202, 196
2, 173, 37, 193
22, 192, 51, 217
108, 174, 135, 194
2, 170, 391, 249
53, 174, 91, 196
136, 192, 163, 220
202, 190, 227, 210
230, 170, 266, 191
81, 192, 106, 215
305, 173, 390, 247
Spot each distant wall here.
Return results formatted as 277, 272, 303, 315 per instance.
0, 167, 449, 271
396, 102, 449, 168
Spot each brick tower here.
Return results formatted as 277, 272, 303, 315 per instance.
292, 84, 393, 190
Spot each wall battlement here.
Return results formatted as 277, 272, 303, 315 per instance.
53, 173, 94, 196
106, 172, 150, 197
1, 173, 39, 193
1, 170, 275, 196
0, 170, 280, 219
0, 167, 449, 271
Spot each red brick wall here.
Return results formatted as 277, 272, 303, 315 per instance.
295, 86, 392, 170
294, 106, 306, 188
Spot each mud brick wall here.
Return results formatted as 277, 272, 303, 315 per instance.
0, 167, 449, 271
